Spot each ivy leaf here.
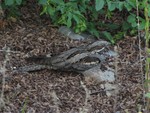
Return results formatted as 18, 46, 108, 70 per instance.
95, 0, 105, 11
15, 0, 22, 5
5, 0, 14, 6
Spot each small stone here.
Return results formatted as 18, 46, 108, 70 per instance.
83, 66, 115, 83
58, 26, 95, 41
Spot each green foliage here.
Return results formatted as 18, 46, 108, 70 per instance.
21, 98, 28, 113
145, 93, 150, 98
144, 0, 150, 104
38, 0, 150, 43
1, 0, 23, 18
39, 0, 87, 33
101, 31, 115, 44
95, 0, 105, 11
4, 0, 22, 6
1, 0, 150, 43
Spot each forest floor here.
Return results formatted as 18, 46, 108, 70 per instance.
0, 1, 146, 113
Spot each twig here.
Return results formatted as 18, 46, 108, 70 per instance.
113, 46, 119, 113
51, 91, 60, 113
136, 0, 146, 111
0, 46, 10, 109
80, 81, 90, 113
0, 49, 22, 53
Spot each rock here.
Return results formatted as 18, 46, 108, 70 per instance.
103, 83, 119, 97
83, 66, 115, 83
58, 26, 95, 41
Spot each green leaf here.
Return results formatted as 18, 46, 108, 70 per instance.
145, 79, 150, 83
126, 0, 136, 8
74, 28, 80, 33
58, 15, 67, 25
145, 93, 150, 98
107, 1, 116, 11
127, 14, 137, 28
38, 0, 47, 5
88, 28, 99, 38
102, 31, 115, 44
74, 10, 85, 18
131, 22, 137, 27
40, 6, 47, 15
80, 25, 87, 32
146, 58, 150, 62
127, 15, 136, 23
122, 21, 131, 30
51, 0, 64, 4
92, 10, 99, 19
67, 12, 72, 27
118, 2, 124, 11
5, 0, 14, 6
124, 2, 132, 11
106, 23, 120, 30
139, 20, 146, 30
95, 0, 105, 11
148, 5, 150, 17
114, 31, 124, 41
47, 5, 55, 16
15, 0, 22, 5
73, 15, 80, 24
147, 48, 150, 53
87, 22, 99, 37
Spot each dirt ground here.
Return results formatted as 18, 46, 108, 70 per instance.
0, 2, 146, 113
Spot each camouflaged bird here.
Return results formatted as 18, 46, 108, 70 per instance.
15, 40, 117, 73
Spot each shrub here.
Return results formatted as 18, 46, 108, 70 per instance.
38, 0, 150, 43
1, 0, 150, 43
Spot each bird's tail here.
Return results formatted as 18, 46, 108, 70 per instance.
25, 55, 51, 65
